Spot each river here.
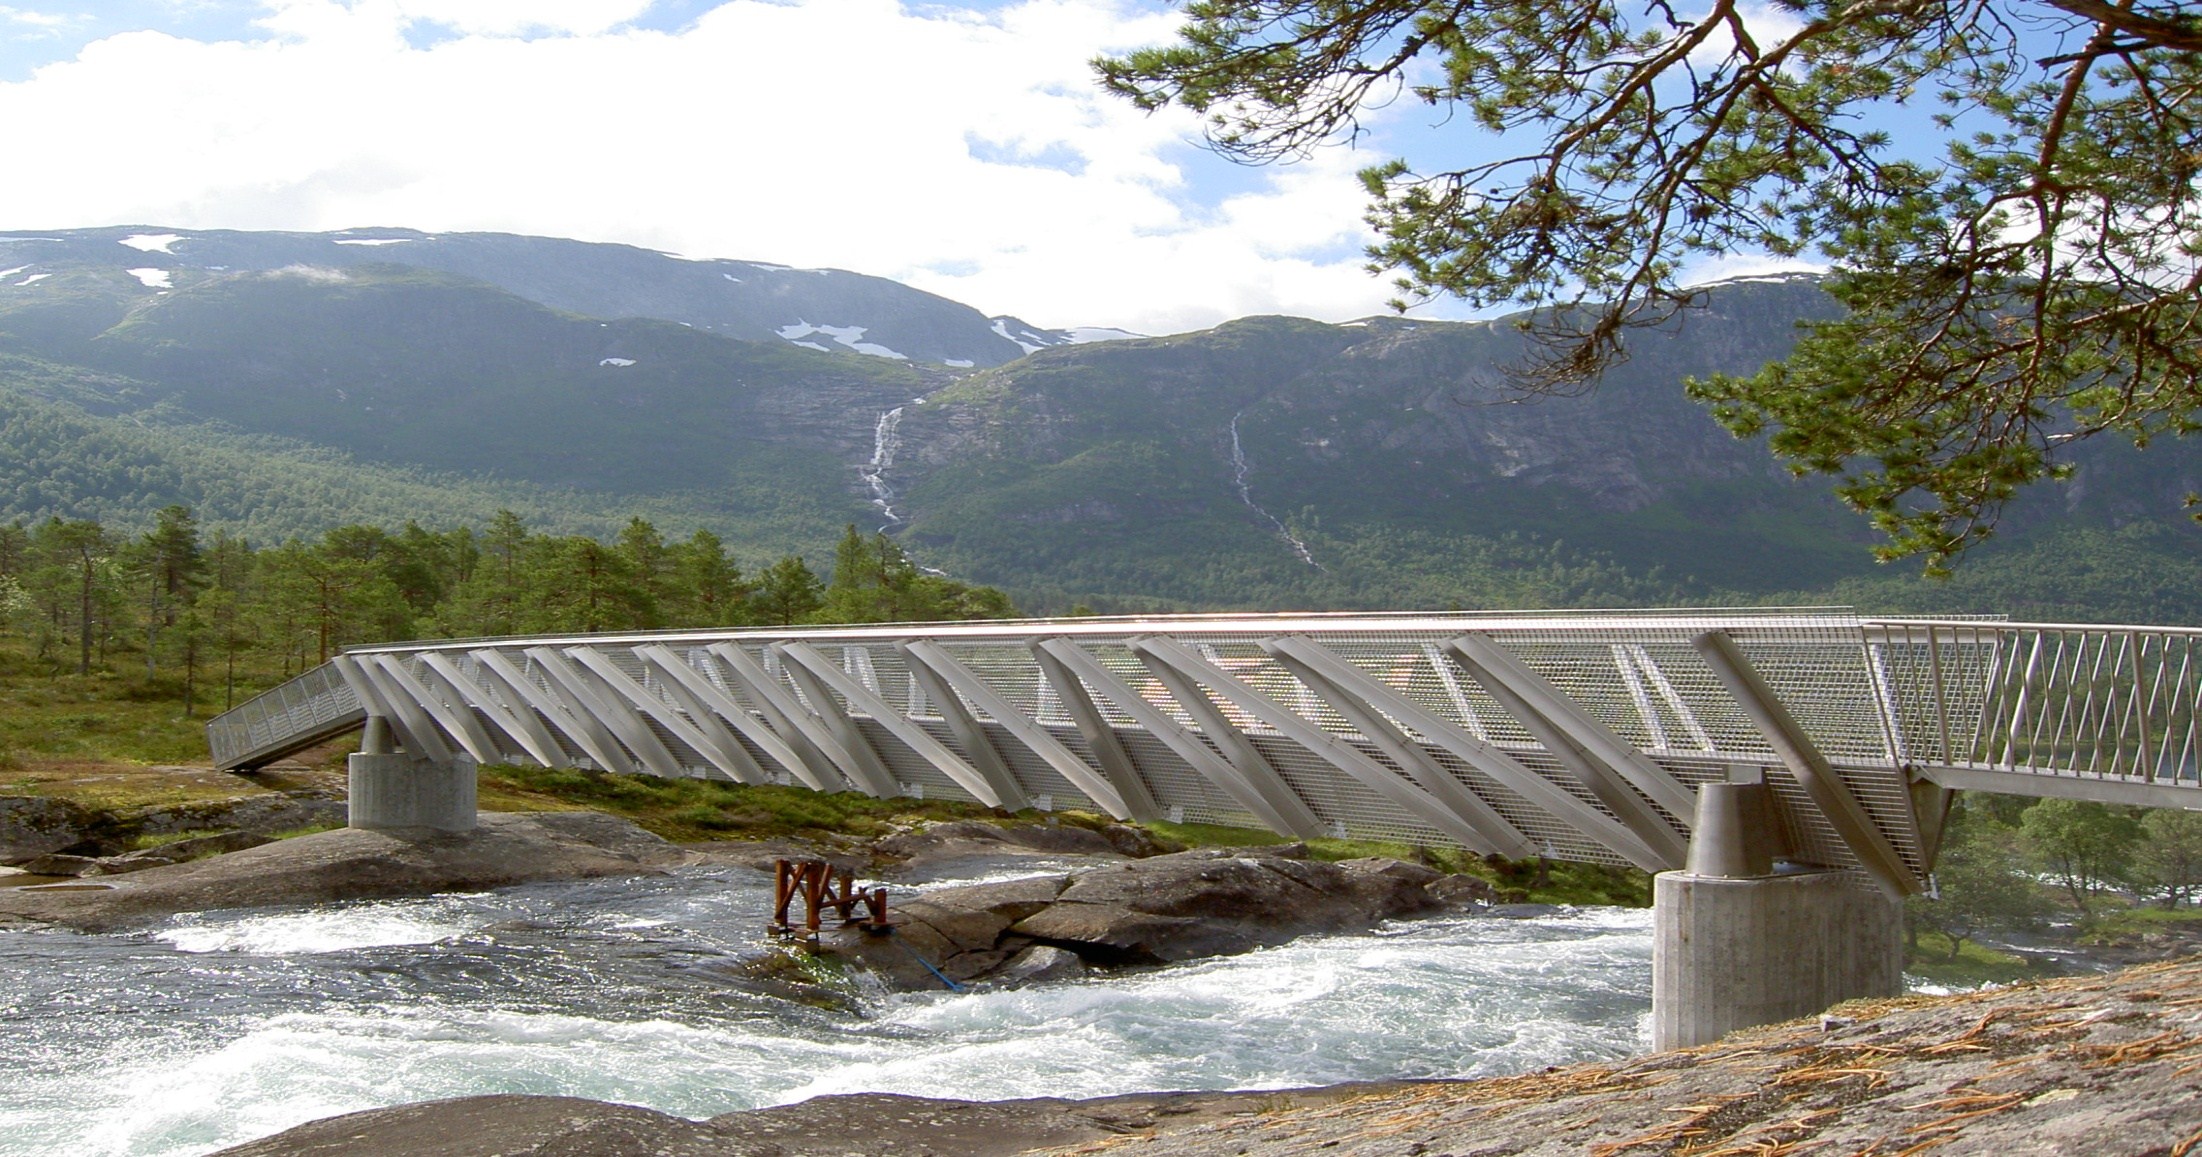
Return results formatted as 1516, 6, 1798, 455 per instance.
0, 863, 1655, 1157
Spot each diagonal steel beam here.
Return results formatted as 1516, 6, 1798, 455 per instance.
902, 640, 1130, 819
426, 652, 565, 768
1255, 642, 1537, 859
334, 653, 454, 766
758, 644, 901, 798
1261, 636, 1680, 871
1694, 630, 1919, 896
705, 643, 870, 794
634, 645, 818, 788
367, 653, 501, 766
893, 643, 1033, 811
1036, 638, 1325, 837
777, 642, 1006, 807
471, 649, 627, 774
764, 644, 902, 798
1030, 642, 1162, 821
1441, 645, 1689, 867
525, 646, 684, 775
1135, 636, 1522, 855
566, 647, 767, 784
1447, 634, 1699, 822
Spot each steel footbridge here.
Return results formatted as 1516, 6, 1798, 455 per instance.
207, 609, 2202, 891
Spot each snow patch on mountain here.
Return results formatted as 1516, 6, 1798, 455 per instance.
126, 267, 172, 289
0, 266, 26, 280
1061, 327, 1142, 344
334, 238, 414, 247
990, 319, 1048, 354
119, 233, 185, 254
18, 273, 50, 286
599, 357, 636, 367
989, 316, 1143, 355
776, 321, 908, 360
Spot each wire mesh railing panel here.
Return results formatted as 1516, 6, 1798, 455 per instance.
1866, 622, 2202, 789
206, 660, 361, 769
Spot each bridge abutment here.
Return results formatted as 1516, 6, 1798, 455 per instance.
347, 716, 478, 832
1652, 782, 1904, 1050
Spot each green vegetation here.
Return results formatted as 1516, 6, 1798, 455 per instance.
476, 763, 1006, 843
124, 829, 226, 851
1905, 795, 2202, 979
1138, 818, 1653, 906
0, 507, 1014, 732
1902, 932, 2057, 990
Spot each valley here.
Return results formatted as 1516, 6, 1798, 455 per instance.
1, 227, 2196, 620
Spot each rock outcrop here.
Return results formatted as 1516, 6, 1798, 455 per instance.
0, 811, 684, 932
0, 787, 345, 865
0, 795, 100, 863
823, 844, 1470, 989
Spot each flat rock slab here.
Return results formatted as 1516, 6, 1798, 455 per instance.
211, 1087, 1390, 1157
0, 811, 683, 932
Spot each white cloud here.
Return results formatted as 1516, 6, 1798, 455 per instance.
0, 5, 72, 32
0, 0, 1417, 332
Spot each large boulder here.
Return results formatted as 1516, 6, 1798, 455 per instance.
0, 796, 98, 864
821, 844, 1452, 987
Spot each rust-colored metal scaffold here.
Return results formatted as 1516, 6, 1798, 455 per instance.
768, 858, 890, 940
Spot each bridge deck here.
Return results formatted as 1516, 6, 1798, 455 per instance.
206, 610, 2202, 887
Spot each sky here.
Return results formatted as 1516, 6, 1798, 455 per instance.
0, 0, 1815, 334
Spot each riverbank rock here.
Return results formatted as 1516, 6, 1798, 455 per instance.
0, 788, 344, 864
0, 795, 100, 863
0, 811, 684, 932
22, 830, 277, 877
211, 1087, 1382, 1157
822, 844, 1449, 989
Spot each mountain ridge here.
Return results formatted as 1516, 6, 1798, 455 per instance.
0, 226, 2195, 620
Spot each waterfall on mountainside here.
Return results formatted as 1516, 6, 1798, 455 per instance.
861, 406, 906, 530
1229, 411, 1320, 568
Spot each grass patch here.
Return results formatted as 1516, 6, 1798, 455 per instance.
4, 760, 282, 811
270, 822, 343, 840
1904, 930, 2059, 988
126, 828, 227, 851
2077, 905, 2202, 948
476, 763, 1003, 842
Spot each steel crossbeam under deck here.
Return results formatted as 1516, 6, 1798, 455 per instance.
207, 610, 2202, 883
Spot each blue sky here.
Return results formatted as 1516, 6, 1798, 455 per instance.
0, 0, 1817, 332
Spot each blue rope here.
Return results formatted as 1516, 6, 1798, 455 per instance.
889, 929, 966, 992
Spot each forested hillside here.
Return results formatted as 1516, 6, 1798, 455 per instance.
890, 279, 2202, 618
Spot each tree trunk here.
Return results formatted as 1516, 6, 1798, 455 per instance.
77, 560, 92, 676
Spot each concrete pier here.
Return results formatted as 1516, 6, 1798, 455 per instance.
347, 715, 479, 832
1651, 782, 1904, 1050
